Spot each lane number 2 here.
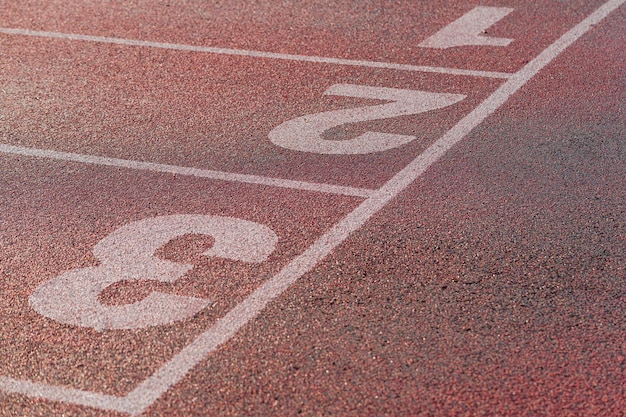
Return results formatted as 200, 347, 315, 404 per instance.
29, 215, 277, 330
269, 84, 465, 154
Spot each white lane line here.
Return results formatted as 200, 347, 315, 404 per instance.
0, 0, 623, 414
121, 0, 626, 415
0, 376, 133, 414
0, 143, 373, 198
0, 27, 513, 79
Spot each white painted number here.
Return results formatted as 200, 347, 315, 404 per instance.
29, 215, 277, 330
419, 6, 514, 49
269, 84, 465, 154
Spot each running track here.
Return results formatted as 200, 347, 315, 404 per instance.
1, 1, 624, 415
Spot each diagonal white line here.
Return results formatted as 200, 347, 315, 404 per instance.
0, 0, 623, 415
0, 27, 513, 79
122, 0, 626, 415
0, 144, 374, 198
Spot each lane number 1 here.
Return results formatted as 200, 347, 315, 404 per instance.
419, 6, 514, 49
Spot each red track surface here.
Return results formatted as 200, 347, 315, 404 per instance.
1, 1, 624, 416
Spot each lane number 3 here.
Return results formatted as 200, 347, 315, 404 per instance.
29, 215, 277, 330
269, 84, 465, 154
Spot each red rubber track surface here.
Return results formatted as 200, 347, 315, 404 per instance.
0, 1, 624, 416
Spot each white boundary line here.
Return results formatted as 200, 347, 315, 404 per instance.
0, 377, 132, 413
0, 144, 374, 198
0, 0, 623, 414
0, 27, 513, 79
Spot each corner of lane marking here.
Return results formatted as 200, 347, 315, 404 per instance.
0, 0, 623, 414
0, 376, 134, 414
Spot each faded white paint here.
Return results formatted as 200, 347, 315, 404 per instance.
29, 215, 277, 330
0, 144, 375, 198
0, 27, 513, 78
419, 6, 514, 49
269, 84, 465, 154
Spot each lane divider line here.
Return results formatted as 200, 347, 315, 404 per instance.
0, 377, 133, 414
124, 1, 626, 414
0, 27, 513, 79
0, 0, 623, 414
0, 143, 374, 198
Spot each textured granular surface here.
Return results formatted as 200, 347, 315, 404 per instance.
0, 1, 624, 416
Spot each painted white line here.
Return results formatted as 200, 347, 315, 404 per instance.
0, 376, 132, 414
0, 27, 513, 79
0, 0, 623, 414
0, 144, 373, 198
120, 0, 626, 414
